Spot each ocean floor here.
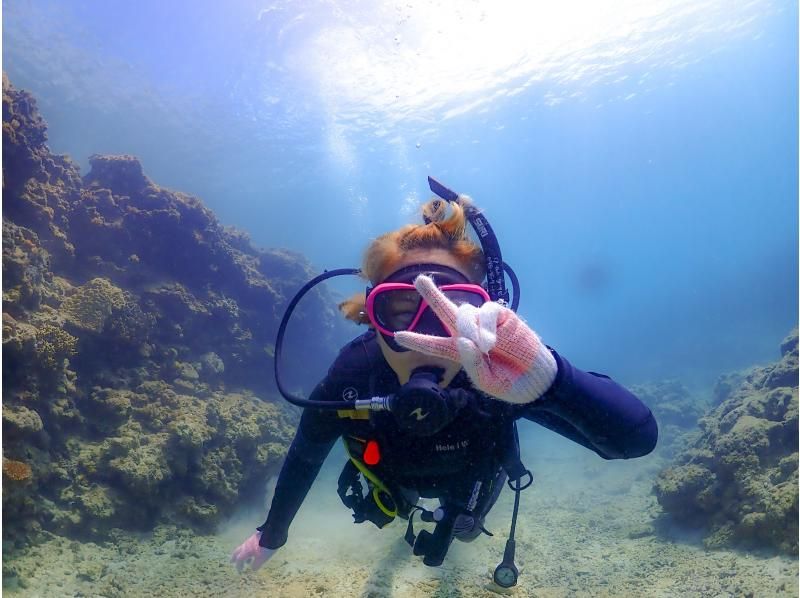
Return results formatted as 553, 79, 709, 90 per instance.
3, 426, 798, 598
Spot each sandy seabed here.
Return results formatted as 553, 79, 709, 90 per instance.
4, 437, 798, 598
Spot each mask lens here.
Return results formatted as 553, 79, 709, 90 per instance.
373, 288, 422, 332
442, 288, 487, 309
370, 284, 488, 334
411, 287, 487, 337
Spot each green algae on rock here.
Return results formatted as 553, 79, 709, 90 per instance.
654, 329, 799, 554
2, 75, 346, 550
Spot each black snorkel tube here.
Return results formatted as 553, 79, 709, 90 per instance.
273, 176, 520, 410
427, 176, 519, 310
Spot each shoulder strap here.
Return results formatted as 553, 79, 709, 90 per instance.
328, 330, 383, 379
329, 331, 385, 419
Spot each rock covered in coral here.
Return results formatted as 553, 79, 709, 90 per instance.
3, 405, 44, 436
631, 379, 707, 430
3, 458, 33, 482
654, 329, 799, 554
630, 379, 708, 457
2, 76, 348, 548
61, 278, 128, 333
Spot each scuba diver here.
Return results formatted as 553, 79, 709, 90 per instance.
231, 177, 658, 587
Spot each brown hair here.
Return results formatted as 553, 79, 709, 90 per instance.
339, 197, 485, 325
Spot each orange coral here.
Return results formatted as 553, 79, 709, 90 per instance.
3, 458, 32, 481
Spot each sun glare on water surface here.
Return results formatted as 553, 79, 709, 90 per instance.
262, 0, 760, 126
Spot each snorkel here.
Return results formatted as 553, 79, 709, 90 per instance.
273, 176, 520, 412
427, 176, 519, 310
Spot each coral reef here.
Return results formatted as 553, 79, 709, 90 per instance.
654, 329, 799, 554
2, 76, 347, 549
630, 379, 708, 458
3, 458, 33, 482
61, 278, 127, 333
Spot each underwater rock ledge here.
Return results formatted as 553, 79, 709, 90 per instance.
2, 75, 346, 549
654, 328, 799, 554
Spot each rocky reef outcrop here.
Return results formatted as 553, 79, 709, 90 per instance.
2, 75, 347, 548
654, 329, 799, 554
630, 379, 708, 458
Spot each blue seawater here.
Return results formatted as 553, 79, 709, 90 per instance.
4, 0, 796, 389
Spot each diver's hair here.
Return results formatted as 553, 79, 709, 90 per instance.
339, 196, 485, 325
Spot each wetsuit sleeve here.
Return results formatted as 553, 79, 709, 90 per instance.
520, 349, 658, 459
256, 379, 345, 549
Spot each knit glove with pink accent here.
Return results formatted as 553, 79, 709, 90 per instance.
395, 275, 558, 404
230, 532, 277, 572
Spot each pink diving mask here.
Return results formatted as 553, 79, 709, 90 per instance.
365, 264, 490, 340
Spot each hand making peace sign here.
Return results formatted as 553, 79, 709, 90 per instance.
394, 275, 558, 405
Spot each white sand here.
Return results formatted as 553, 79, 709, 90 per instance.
4, 427, 798, 597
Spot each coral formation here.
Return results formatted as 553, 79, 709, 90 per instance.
33, 322, 78, 369
2, 405, 44, 436
630, 379, 707, 457
654, 329, 799, 554
3, 459, 33, 482
2, 76, 347, 550
61, 278, 127, 333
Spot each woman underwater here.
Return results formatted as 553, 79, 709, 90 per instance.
231, 179, 658, 585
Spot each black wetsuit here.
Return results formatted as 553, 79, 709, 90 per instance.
258, 330, 658, 550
